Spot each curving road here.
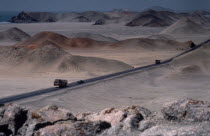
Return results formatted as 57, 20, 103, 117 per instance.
0, 39, 209, 104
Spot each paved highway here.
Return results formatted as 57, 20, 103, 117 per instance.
0, 39, 209, 104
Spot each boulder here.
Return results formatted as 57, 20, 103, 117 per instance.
140, 122, 210, 136
77, 106, 151, 127
34, 121, 111, 136
162, 98, 210, 122
18, 105, 77, 135
0, 99, 209, 136
77, 106, 152, 135
0, 104, 28, 135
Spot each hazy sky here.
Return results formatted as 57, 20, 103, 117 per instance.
0, 0, 209, 12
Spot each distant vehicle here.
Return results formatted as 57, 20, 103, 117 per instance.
77, 80, 85, 84
54, 79, 68, 88
190, 42, 196, 48
155, 60, 161, 64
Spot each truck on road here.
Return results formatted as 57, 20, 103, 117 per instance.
54, 79, 68, 88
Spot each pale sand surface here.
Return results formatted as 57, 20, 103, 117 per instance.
68, 50, 179, 67
16, 64, 210, 113
0, 22, 209, 110
0, 68, 92, 98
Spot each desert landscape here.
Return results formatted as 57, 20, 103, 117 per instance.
0, 0, 210, 135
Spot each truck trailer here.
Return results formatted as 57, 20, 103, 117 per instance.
54, 79, 68, 88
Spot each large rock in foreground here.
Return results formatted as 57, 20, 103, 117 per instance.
0, 98, 209, 136
162, 98, 210, 122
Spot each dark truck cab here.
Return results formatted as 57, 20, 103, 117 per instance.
155, 60, 161, 64
54, 79, 68, 87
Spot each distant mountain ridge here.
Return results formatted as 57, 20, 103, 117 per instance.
7, 9, 210, 27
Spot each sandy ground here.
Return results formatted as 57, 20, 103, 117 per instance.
0, 23, 178, 97
0, 67, 93, 98
16, 63, 210, 113
0, 22, 209, 112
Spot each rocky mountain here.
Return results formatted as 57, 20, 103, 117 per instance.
9, 10, 139, 24
126, 9, 187, 27
10, 11, 110, 23
10, 11, 38, 23
126, 14, 170, 27
0, 98, 209, 135
8, 10, 210, 26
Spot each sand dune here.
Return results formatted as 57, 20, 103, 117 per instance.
161, 18, 210, 36
0, 27, 30, 43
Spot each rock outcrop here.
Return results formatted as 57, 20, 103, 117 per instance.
0, 99, 209, 136
162, 98, 210, 122
10, 12, 38, 23
94, 19, 106, 25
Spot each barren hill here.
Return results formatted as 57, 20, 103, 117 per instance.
189, 11, 210, 25
16, 31, 192, 51
126, 14, 170, 27
161, 18, 210, 35
111, 38, 192, 51
15, 32, 107, 49
126, 10, 186, 27
0, 44, 132, 73
171, 42, 210, 74
0, 27, 31, 42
